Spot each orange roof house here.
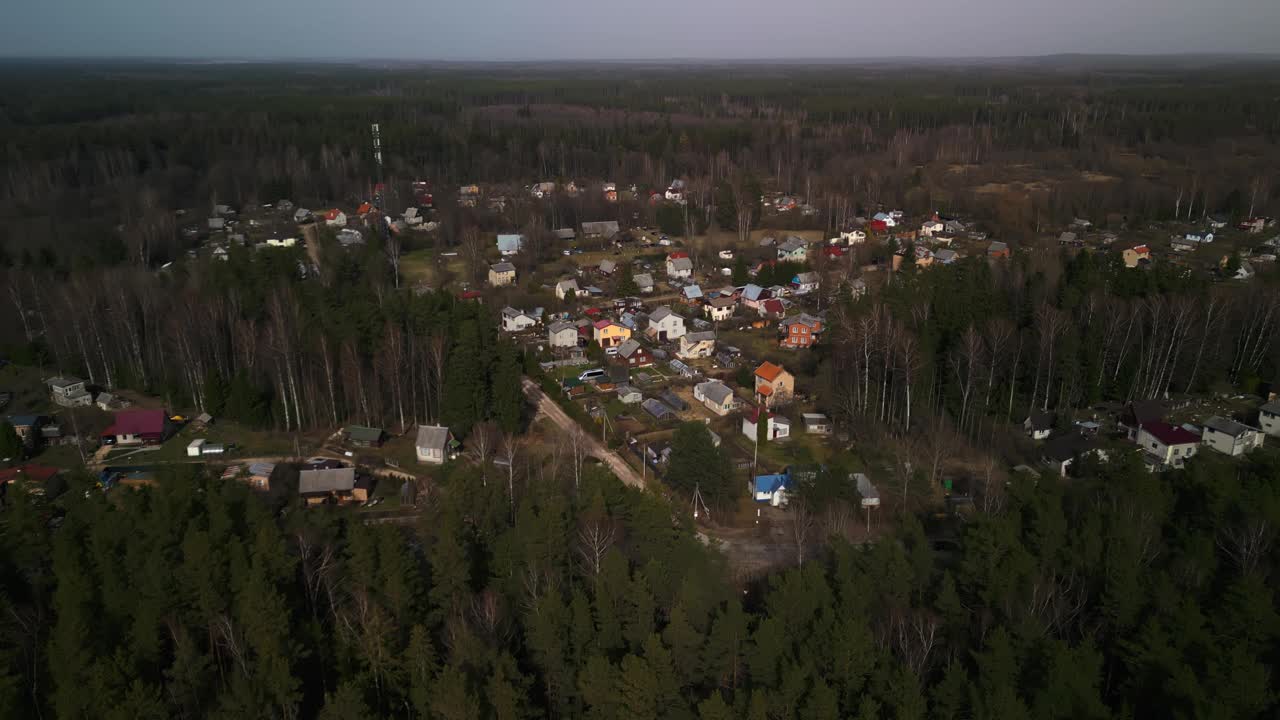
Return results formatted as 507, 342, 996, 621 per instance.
753, 362, 794, 407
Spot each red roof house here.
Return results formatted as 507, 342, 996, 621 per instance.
357, 202, 373, 215
0, 464, 61, 486
101, 409, 171, 446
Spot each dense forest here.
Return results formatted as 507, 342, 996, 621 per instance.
3, 59, 1280, 267
0, 442, 1276, 718
1, 60, 1279, 718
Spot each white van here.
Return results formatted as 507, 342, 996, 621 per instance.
578, 368, 606, 382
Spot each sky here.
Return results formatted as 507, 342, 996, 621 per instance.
5, 0, 1280, 60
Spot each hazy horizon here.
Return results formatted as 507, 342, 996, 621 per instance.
5, 0, 1280, 61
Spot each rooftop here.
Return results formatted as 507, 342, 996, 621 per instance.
755, 361, 786, 382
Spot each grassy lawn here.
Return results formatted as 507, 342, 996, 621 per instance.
30, 443, 90, 470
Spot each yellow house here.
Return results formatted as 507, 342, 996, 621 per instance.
1122, 245, 1151, 268
592, 320, 631, 348
489, 262, 516, 286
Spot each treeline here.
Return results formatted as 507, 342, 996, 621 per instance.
2, 239, 523, 437
819, 249, 1280, 443
0, 434, 1276, 718
4, 61, 1280, 268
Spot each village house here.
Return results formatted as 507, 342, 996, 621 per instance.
614, 339, 653, 367
740, 284, 769, 311
299, 467, 373, 505
497, 233, 524, 256
101, 409, 173, 446
1258, 400, 1280, 437
581, 220, 620, 243
489, 262, 516, 287
791, 272, 820, 295
758, 298, 786, 320
920, 220, 945, 237
1200, 416, 1264, 456
6, 415, 45, 444
704, 296, 736, 322
839, 229, 867, 245
633, 273, 654, 294
47, 376, 92, 407
987, 241, 1010, 258
694, 380, 738, 415
677, 331, 717, 360
872, 212, 897, 228
681, 285, 703, 304
547, 321, 579, 348
753, 470, 791, 506
416, 425, 453, 465
666, 254, 693, 279
555, 278, 580, 300
914, 246, 934, 267
743, 407, 791, 442
344, 425, 386, 448
779, 314, 823, 349
501, 307, 539, 333
933, 249, 959, 265
1136, 422, 1200, 469
647, 306, 686, 341
754, 362, 794, 407
1122, 245, 1151, 268
593, 320, 631, 349
293, 208, 312, 222
95, 392, 128, 411
802, 413, 832, 435
776, 236, 808, 262
615, 385, 642, 404
1024, 411, 1055, 440
1041, 434, 1109, 478
322, 209, 347, 227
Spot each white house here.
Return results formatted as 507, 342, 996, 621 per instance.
742, 407, 790, 442
666, 256, 693, 279
920, 220, 945, 237
648, 306, 686, 341
872, 212, 897, 228
1259, 400, 1280, 437
547, 321, 579, 348
677, 331, 716, 360
838, 229, 867, 245
777, 236, 807, 262
1201, 416, 1264, 456
323, 210, 347, 227
1136, 422, 1200, 469
48, 376, 92, 407
633, 273, 655, 293
416, 425, 453, 464
555, 279, 580, 300
792, 272, 820, 295
694, 380, 738, 415
704, 296, 736, 322
501, 307, 538, 333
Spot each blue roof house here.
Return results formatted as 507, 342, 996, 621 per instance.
753, 471, 791, 507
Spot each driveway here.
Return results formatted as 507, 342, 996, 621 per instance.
521, 377, 646, 489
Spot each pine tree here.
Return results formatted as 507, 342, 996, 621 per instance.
0, 421, 23, 460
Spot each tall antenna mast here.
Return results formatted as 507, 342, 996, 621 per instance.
370, 123, 385, 210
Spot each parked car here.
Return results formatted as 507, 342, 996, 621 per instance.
578, 368, 606, 382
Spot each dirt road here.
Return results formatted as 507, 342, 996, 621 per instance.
521, 377, 647, 489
